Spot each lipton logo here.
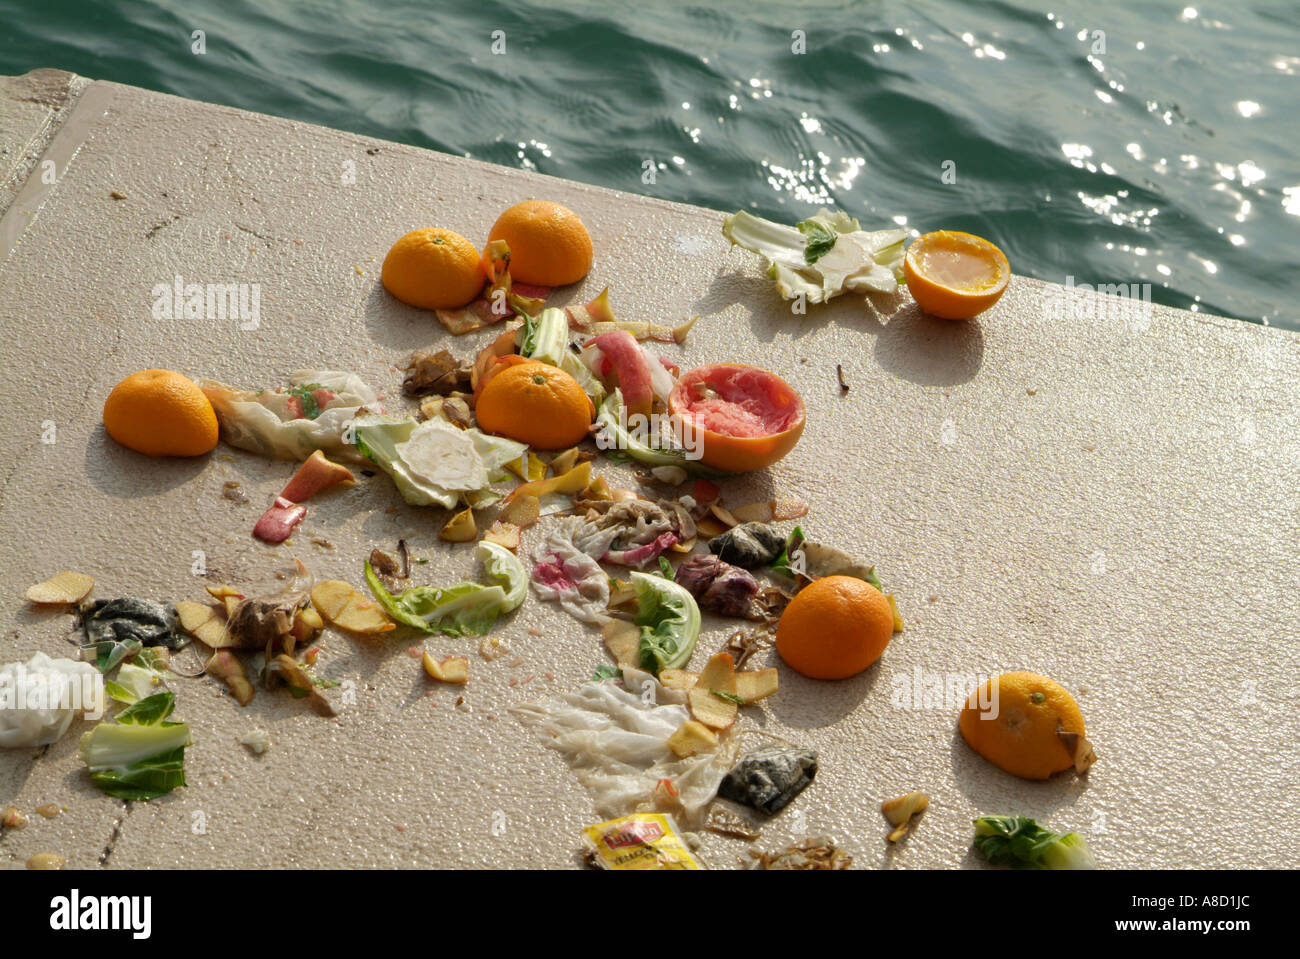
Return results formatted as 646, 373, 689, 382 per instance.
603, 821, 664, 849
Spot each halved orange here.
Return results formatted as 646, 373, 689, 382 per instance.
668, 364, 805, 473
904, 230, 1009, 320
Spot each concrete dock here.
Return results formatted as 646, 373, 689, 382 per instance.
1, 68, 1296, 869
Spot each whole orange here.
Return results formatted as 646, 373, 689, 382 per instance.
475, 360, 593, 450
487, 200, 592, 287
776, 575, 893, 680
382, 227, 484, 310
103, 369, 219, 457
958, 672, 1087, 780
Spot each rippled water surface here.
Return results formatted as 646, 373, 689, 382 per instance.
3, 0, 1296, 326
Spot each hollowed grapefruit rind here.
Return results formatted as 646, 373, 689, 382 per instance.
904, 230, 1010, 320
668, 364, 805, 473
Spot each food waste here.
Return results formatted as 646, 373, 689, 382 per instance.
0, 201, 1098, 870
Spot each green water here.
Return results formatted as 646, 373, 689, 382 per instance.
2, 0, 1296, 327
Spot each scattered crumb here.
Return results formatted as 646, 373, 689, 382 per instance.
509, 657, 523, 668
311, 537, 334, 549
1026, 387, 1038, 395
479, 636, 511, 662
35, 804, 59, 819
221, 481, 249, 504
407, 646, 423, 659
545, 671, 555, 681
240, 729, 271, 755
109, 190, 126, 200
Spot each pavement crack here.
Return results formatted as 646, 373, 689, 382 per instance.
145, 214, 181, 239
98, 800, 131, 866
234, 222, 276, 244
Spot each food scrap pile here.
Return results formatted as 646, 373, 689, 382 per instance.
2, 201, 1098, 870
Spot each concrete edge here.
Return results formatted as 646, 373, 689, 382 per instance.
2, 71, 1296, 357
0, 69, 92, 218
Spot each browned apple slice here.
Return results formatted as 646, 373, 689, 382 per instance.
206, 649, 254, 706
204, 584, 245, 601
25, 571, 94, 605
688, 652, 739, 730
734, 668, 779, 704
176, 600, 233, 648
667, 720, 719, 758
483, 520, 521, 552
601, 620, 641, 668
499, 494, 540, 528
728, 501, 775, 524
310, 580, 396, 635
659, 669, 699, 692
422, 652, 469, 684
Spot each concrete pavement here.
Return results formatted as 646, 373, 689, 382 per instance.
1, 70, 1297, 869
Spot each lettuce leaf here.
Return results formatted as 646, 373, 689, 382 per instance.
631, 571, 701, 674
104, 662, 165, 705
521, 306, 606, 405
724, 209, 908, 302
594, 390, 723, 475
79, 691, 190, 801
352, 413, 524, 509
363, 543, 526, 637
477, 541, 527, 611
972, 815, 1096, 870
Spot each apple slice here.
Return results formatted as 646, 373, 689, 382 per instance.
500, 494, 541, 529
483, 520, 521, 552
25, 571, 95, 605
206, 649, 254, 706
667, 720, 719, 758
310, 580, 396, 635
659, 669, 699, 692
770, 498, 808, 521
602, 620, 642, 668
439, 507, 477, 543
290, 606, 323, 646
176, 600, 233, 648
280, 450, 354, 502
422, 652, 469, 684
734, 668, 779, 704
728, 501, 775, 524
204, 584, 244, 601
688, 652, 739, 730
